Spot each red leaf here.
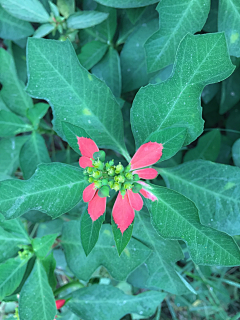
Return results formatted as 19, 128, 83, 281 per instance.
127, 190, 143, 211
77, 137, 99, 158
83, 183, 96, 202
55, 299, 65, 309
130, 142, 163, 170
88, 191, 106, 221
79, 156, 93, 168
133, 168, 158, 179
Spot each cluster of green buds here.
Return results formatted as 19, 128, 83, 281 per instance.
83, 151, 142, 198
18, 245, 32, 260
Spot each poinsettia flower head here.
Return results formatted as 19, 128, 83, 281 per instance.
77, 136, 162, 234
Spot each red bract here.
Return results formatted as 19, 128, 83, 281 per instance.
78, 137, 162, 233
55, 299, 65, 309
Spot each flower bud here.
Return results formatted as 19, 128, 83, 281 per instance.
92, 170, 102, 179
132, 183, 142, 193
83, 170, 88, 175
108, 167, 115, 176
133, 174, 140, 181
118, 175, 125, 183
120, 189, 126, 198
124, 164, 131, 173
88, 177, 94, 183
125, 172, 133, 180
92, 160, 104, 170
87, 167, 93, 174
102, 179, 109, 186
108, 180, 114, 188
93, 150, 106, 162
124, 182, 133, 190
98, 185, 110, 198
109, 160, 115, 166
94, 180, 102, 189
115, 163, 124, 174
113, 182, 121, 191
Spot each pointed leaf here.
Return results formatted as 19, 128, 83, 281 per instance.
94, 0, 159, 8
19, 259, 56, 320
41, 252, 57, 291
32, 234, 58, 260
0, 218, 30, 241
62, 122, 90, 155
19, 132, 51, 180
62, 222, 151, 281
26, 38, 129, 159
66, 284, 166, 320
111, 215, 133, 256
57, 0, 75, 18
78, 40, 108, 70
33, 23, 55, 38
0, 163, 86, 219
0, 110, 33, 137
147, 184, 240, 266
67, 11, 108, 29
131, 33, 235, 148
160, 160, 240, 236
27, 102, 49, 127
145, 0, 210, 72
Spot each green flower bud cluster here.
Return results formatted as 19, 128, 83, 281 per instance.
83, 152, 141, 198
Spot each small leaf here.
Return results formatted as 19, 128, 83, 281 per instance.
184, 130, 221, 162
32, 234, 58, 259
0, 163, 87, 219
147, 184, 240, 265
0, 0, 50, 23
67, 284, 165, 320
41, 252, 57, 291
160, 160, 240, 236
93, 4, 117, 42
62, 222, 151, 281
0, 110, 33, 137
80, 209, 105, 256
0, 256, 28, 300
111, 215, 133, 256
27, 103, 49, 128
19, 259, 56, 320
78, 40, 108, 70
126, 7, 146, 24
33, 23, 55, 38
0, 6, 34, 40
131, 33, 235, 148
19, 132, 51, 180
67, 11, 109, 29
232, 138, 240, 167
94, 0, 159, 8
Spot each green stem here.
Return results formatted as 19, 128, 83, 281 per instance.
54, 280, 84, 296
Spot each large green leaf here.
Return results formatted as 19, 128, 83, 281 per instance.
32, 234, 58, 260
93, 4, 117, 42
0, 218, 30, 241
145, 0, 210, 72
218, 0, 240, 57
0, 136, 28, 175
120, 19, 158, 92
67, 11, 109, 29
19, 132, 51, 180
92, 47, 121, 97
0, 256, 28, 300
66, 284, 165, 320
147, 184, 240, 265
61, 222, 151, 281
0, 48, 33, 117
19, 259, 56, 320
131, 33, 234, 148
128, 210, 191, 295
94, 0, 159, 8
159, 160, 240, 236
0, 6, 34, 40
0, 163, 86, 219
0, 110, 33, 137
0, 226, 30, 263
26, 38, 129, 160
184, 130, 221, 162
232, 138, 240, 167
220, 67, 240, 114
0, 0, 50, 23
77, 40, 108, 70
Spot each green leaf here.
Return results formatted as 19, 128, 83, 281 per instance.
12, 43, 27, 84
94, 5, 117, 42
78, 40, 108, 70
92, 47, 121, 97
112, 215, 133, 256
0, 48, 33, 117
37, 219, 63, 237
128, 210, 192, 295
159, 160, 240, 236
218, 0, 240, 57
0, 163, 86, 219
62, 222, 151, 281
202, 83, 220, 104
0, 256, 28, 300
0, 0, 50, 23
19, 132, 51, 180
57, 0, 75, 18
120, 19, 158, 93
0, 6, 34, 40
0, 218, 30, 241
0, 136, 28, 175
67, 284, 165, 320
220, 67, 240, 114
94, 0, 159, 8
80, 209, 105, 256
19, 259, 56, 320
184, 130, 221, 162
232, 138, 240, 167
26, 38, 129, 159
67, 11, 108, 29
32, 234, 58, 259
0, 226, 30, 263
41, 252, 57, 291
147, 184, 240, 266
62, 121, 89, 155
33, 23, 55, 38
126, 7, 146, 25
0, 110, 33, 137
0, 93, 9, 111
146, 127, 187, 163
131, 33, 235, 148
27, 103, 49, 128
145, 0, 210, 72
